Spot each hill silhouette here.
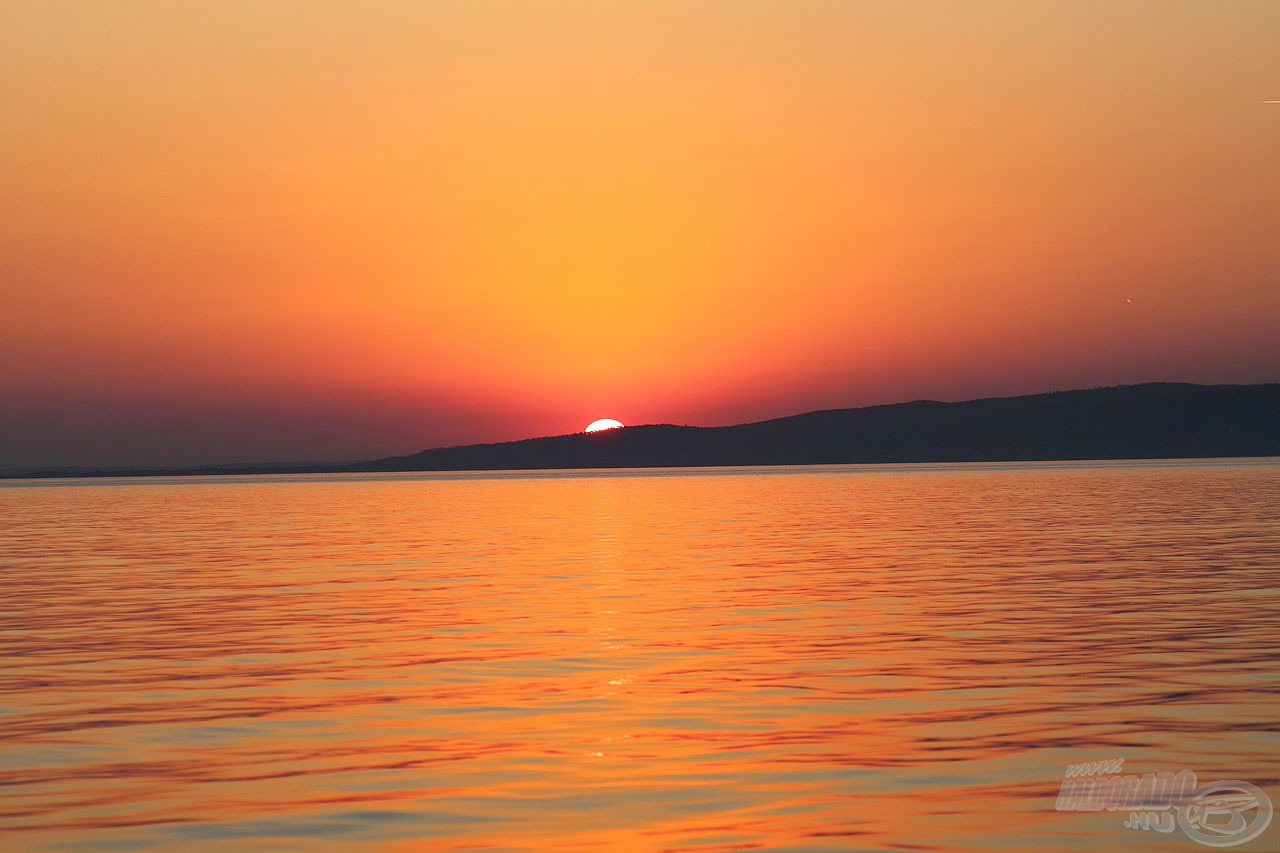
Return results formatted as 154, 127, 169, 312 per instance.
9, 383, 1279, 478
355, 382, 1278, 472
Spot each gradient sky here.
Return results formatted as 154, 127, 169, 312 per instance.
3, 1, 1278, 469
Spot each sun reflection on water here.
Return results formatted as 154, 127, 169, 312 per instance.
0, 461, 1278, 850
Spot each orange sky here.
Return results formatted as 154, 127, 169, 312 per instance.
3, 1, 1279, 468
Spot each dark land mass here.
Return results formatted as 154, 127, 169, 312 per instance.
10, 382, 1280, 479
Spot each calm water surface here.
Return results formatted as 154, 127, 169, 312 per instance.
2, 461, 1278, 851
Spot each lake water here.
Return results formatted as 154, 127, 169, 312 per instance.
2, 461, 1278, 851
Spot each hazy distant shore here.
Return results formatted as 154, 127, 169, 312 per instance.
7, 382, 1277, 480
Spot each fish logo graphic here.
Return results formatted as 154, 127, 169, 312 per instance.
1178, 781, 1273, 847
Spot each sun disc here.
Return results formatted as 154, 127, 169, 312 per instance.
585, 418, 624, 433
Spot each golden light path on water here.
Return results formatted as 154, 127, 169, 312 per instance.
1, 461, 1278, 851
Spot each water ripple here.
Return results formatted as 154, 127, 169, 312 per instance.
1, 461, 1278, 850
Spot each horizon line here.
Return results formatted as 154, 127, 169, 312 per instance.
5, 379, 1277, 478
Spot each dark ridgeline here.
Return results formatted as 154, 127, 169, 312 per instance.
10, 382, 1280, 478
358, 383, 1279, 472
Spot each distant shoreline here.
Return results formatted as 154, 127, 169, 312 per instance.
5, 455, 1279, 485
6, 382, 1278, 480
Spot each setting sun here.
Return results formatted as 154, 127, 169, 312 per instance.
585, 419, 625, 433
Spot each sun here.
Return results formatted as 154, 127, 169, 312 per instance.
585, 418, 624, 433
